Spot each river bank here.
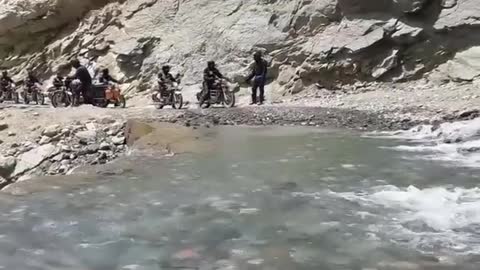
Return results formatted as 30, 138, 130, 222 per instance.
0, 97, 478, 191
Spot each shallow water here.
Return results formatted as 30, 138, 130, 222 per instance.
1, 126, 480, 270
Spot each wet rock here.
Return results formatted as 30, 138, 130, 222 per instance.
42, 124, 61, 137
0, 156, 16, 179
13, 144, 60, 177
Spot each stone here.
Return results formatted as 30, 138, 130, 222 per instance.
99, 142, 111, 150
43, 124, 61, 137
85, 123, 97, 131
7, 131, 15, 136
112, 136, 126, 145
0, 156, 16, 179
13, 144, 60, 177
39, 136, 52, 145
0, 123, 8, 131
75, 130, 97, 141
99, 116, 115, 124
85, 144, 100, 154
33, 112, 40, 116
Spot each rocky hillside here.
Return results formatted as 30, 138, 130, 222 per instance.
1, 0, 479, 101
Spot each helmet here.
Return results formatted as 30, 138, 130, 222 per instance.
102, 68, 109, 74
162, 65, 171, 72
1, 71, 7, 76
254, 51, 262, 61
207, 60, 215, 67
70, 59, 80, 68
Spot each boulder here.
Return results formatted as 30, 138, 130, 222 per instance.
112, 136, 126, 145
0, 123, 8, 131
13, 144, 60, 177
75, 130, 97, 141
99, 142, 111, 150
0, 156, 16, 179
42, 124, 61, 137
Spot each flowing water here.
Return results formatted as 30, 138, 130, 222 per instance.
1, 125, 480, 270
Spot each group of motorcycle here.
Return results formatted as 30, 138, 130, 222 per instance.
1, 74, 235, 110
151, 76, 236, 109
0, 78, 126, 108
0, 82, 44, 105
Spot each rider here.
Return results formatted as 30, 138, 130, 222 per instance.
70, 59, 92, 105
0, 71, 14, 90
99, 68, 119, 84
25, 71, 41, 93
157, 65, 177, 95
202, 60, 224, 100
53, 73, 64, 89
246, 51, 268, 105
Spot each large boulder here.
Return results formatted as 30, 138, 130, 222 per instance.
12, 144, 60, 177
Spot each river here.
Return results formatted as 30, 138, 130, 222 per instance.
0, 125, 479, 270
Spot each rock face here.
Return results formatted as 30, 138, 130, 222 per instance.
1, 0, 480, 97
13, 143, 59, 177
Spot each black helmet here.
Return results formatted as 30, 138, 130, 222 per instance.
70, 59, 80, 68
254, 51, 263, 61
2, 71, 7, 76
102, 68, 109, 74
207, 60, 215, 67
162, 65, 171, 72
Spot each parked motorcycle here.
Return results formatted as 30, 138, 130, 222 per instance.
196, 79, 235, 108
0, 83, 19, 104
22, 83, 45, 105
152, 79, 183, 109
91, 82, 126, 108
50, 78, 73, 108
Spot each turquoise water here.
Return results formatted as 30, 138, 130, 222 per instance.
0, 126, 479, 270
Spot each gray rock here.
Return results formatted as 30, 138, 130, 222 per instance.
112, 136, 125, 145
43, 124, 61, 137
75, 130, 97, 141
99, 116, 116, 124
0, 123, 8, 131
13, 144, 60, 177
99, 142, 111, 150
39, 136, 52, 145
0, 156, 16, 179
7, 131, 15, 137
85, 144, 100, 154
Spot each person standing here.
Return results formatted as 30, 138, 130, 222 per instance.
70, 59, 92, 105
246, 51, 268, 105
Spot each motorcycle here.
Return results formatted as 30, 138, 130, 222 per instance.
196, 79, 235, 108
50, 78, 73, 108
0, 83, 20, 104
22, 83, 45, 105
152, 80, 183, 109
91, 82, 126, 108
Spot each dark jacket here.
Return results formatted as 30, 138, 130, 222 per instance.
247, 59, 268, 81
53, 77, 64, 88
0, 76, 14, 87
26, 76, 40, 88
75, 66, 92, 86
204, 67, 224, 82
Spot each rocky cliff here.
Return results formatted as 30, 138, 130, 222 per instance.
1, 0, 479, 101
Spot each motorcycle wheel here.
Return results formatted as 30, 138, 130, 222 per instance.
14, 92, 20, 104
96, 99, 109, 108
223, 91, 236, 108
116, 95, 126, 108
172, 93, 183, 109
23, 92, 30, 104
52, 91, 71, 108
37, 93, 45, 105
